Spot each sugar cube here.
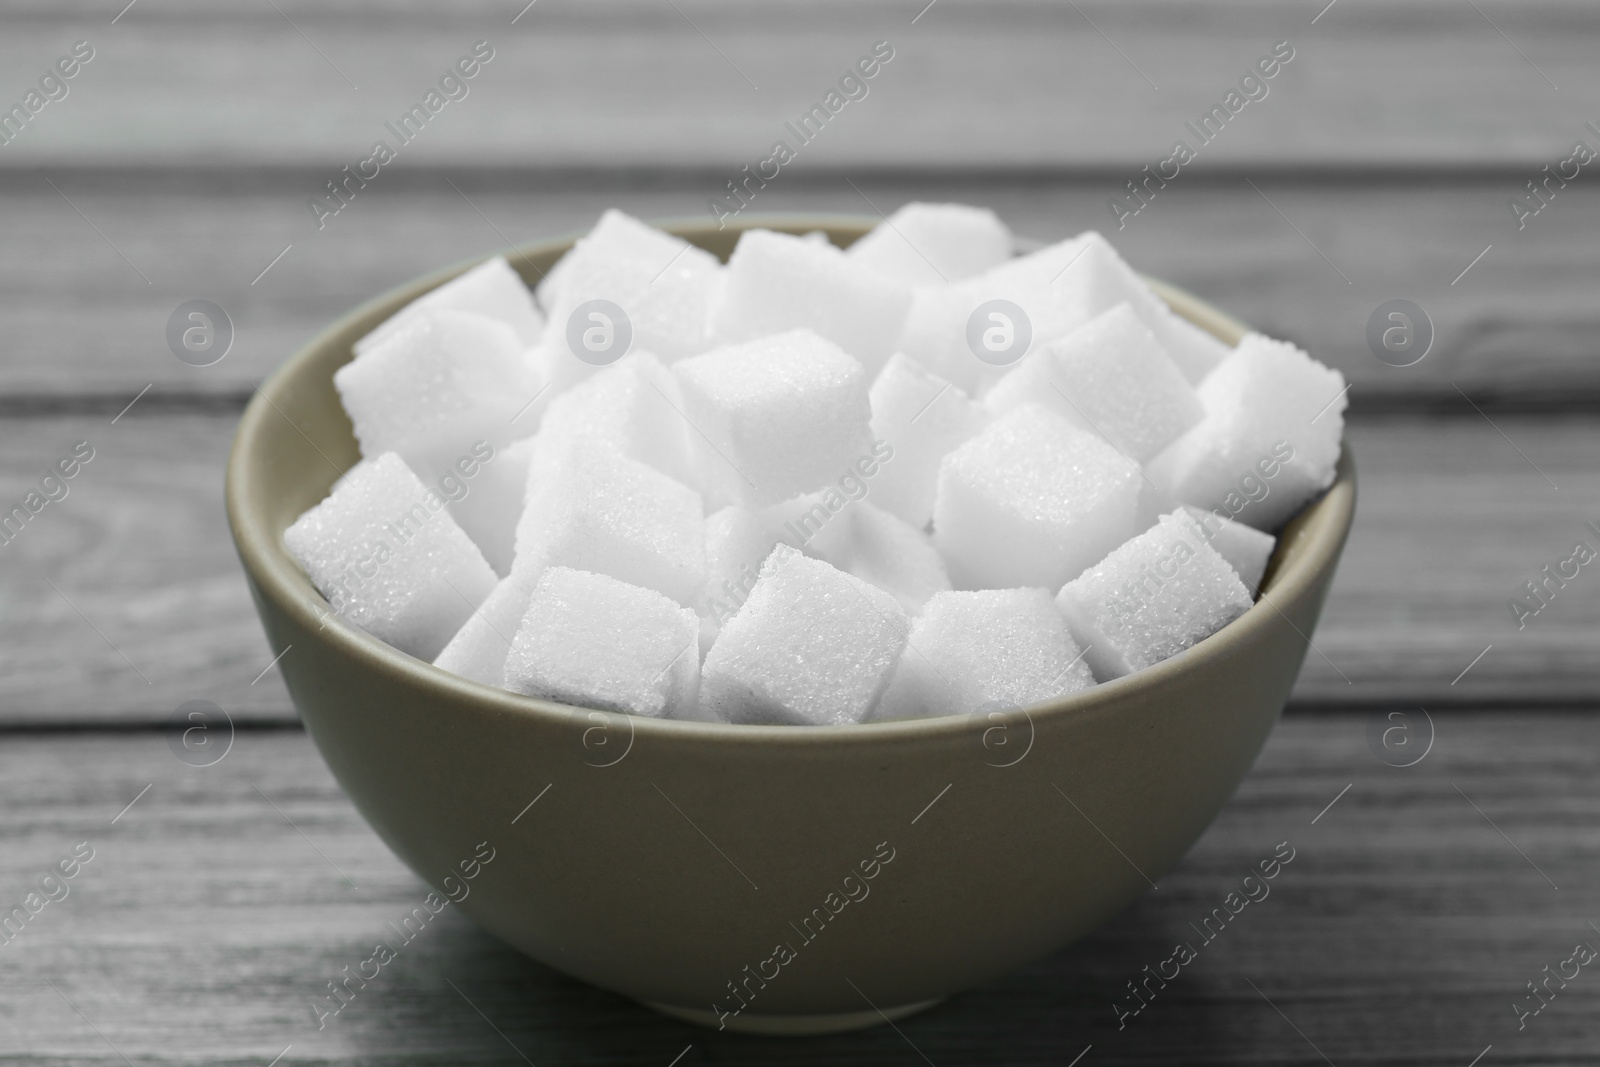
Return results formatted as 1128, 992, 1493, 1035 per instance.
356, 255, 545, 355
335, 308, 541, 481
984, 302, 1203, 462
285, 452, 498, 661
671, 329, 873, 508
433, 565, 540, 686
933, 403, 1142, 590
535, 209, 723, 363
537, 210, 692, 307
873, 588, 1095, 721
700, 545, 910, 725
537, 351, 699, 491
1181, 505, 1276, 594
711, 229, 912, 373
1055, 509, 1253, 680
800, 500, 952, 614
1145, 333, 1347, 531
1053, 231, 1228, 383
698, 504, 796, 653
327, 456, 372, 497
844, 202, 1013, 286
514, 442, 706, 606
894, 235, 1092, 395
867, 353, 988, 529
503, 567, 700, 718
436, 435, 539, 577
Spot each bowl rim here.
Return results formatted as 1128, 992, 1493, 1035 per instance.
225, 213, 1356, 750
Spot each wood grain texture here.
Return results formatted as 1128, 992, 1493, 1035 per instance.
1, 0, 1596, 169
0, 714, 1595, 1065
0, 411, 1592, 725
1, 174, 1597, 403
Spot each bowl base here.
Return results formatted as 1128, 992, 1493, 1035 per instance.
642, 996, 944, 1035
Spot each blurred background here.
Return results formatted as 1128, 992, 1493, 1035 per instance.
2, 2, 1597, 1064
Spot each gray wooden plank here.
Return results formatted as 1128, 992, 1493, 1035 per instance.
1, 0, 1597, 169
0, 713, 1596, 1064
0, 410, 1592, 726
1305, 412, 1600, 706
2, 174, 1597, 403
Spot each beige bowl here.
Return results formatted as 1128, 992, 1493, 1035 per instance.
226, 216, 1355, 1035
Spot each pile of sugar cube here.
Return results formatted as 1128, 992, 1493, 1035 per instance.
286, 203, 1346, 726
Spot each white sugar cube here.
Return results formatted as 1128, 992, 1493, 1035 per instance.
1182, 505, 1276, 594
537, 209, 723, 364
515, 443, 706, 606
285, 452, 497, 661
1054, 231, 1228, 383
801, 500, 951, 614
984, 303, 1203, 462
868, 353, 989, 529
698, 505, 797, 653
537, 210, 693, 310
1146, 333, 1347, 531
433, 565, 540, 687
538, 351, 699, 491
327, 456, 372, 497
711, 229, 912, 373
1056, 509, 1253, 680
874, 588, 1095, 721
356, 255, 545, 354
426, 435, 537, 578
335, 308, 540, 481
894, 234, 1091, 396
503, 567, 700, 718
845, 202, 1013, 286
700, 545, 910, 725
933, 404, 1142, 590
671, 329, 873, 508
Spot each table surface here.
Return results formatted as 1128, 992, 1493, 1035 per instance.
2, 1, 1597, 1063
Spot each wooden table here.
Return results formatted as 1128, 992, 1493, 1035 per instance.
2, 2, 1597, 1062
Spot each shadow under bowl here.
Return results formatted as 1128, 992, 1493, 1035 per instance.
225, 215, 1355, 1035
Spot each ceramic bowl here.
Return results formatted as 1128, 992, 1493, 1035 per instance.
226, 215, 1355, 1035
